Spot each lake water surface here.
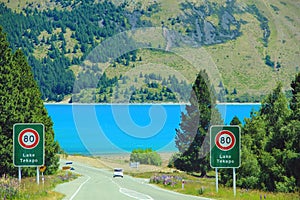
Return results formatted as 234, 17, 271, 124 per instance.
45, 103, 261, 155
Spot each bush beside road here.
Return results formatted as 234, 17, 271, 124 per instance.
0, 171, 77, 200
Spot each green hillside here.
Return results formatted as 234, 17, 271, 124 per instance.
0, 0, 299, 103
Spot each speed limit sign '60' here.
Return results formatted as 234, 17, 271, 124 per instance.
210, 125, 240, 168
13, 123, 44, 167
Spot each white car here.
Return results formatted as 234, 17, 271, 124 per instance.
113, 168, 124, 178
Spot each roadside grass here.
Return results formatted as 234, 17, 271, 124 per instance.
0, 170, 78, 200
130, 170, 300, 200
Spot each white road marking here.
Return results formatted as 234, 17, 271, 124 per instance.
61, 159, 209, 200
111, 178, 153, 200
119, 188, 154, 200
69, 176, 91, 200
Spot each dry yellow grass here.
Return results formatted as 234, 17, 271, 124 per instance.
62, 152, 174, 174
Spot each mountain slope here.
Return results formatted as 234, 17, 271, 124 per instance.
0, 0, 299, 103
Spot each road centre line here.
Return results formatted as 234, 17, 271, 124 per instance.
63, 160, 209, 200
71, 162, 153, 200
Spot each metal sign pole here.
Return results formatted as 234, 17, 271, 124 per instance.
233, 168, 236, 196
37, 167, 40, 185
18, 167, 22, 183
215, 168, 218, 192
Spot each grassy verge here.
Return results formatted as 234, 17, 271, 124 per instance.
0, 171, 78, 200
130, 171, 299, 200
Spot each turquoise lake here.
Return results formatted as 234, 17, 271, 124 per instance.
45, 103, 261, 155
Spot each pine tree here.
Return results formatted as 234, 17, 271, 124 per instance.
0, 27, 60, 176
0, 26, 18, 176
255, 83, 294, 191
174, 70, 222, 176
229, 82, 298, 192
290, 72, 300, 120
230, 116, 242, 126
285, 72, 300, 188
261, 83, 291, 150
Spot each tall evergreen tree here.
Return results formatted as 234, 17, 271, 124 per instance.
174, 70, 222, 176
222, 82, 298, 192
230, 116, 242, 126
290, 72, 300, 120
0, 26, 17, 176
259, 84, 295, 192
0, 27, 60, 176
286, 72, 300, 188
261, 83, 291, 150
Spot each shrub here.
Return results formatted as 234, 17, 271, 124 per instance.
130, 148, 162, 166
150, 174, 182, 186
198, 187, 205, 195
0, 174, 19, 199
237, 176, 259, 189
167, 153, 181, 168
275, 176, 297, 193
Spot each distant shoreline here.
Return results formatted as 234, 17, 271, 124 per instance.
44, 102, 188, 105
44, 102, 261, 105
217, 102, 261, 105
62, 151, 178, 158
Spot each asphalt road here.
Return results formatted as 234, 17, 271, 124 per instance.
54, 159, 212, 200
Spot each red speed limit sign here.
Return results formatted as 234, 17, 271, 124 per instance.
215, 130, 236, 151
18, 128, 40, 149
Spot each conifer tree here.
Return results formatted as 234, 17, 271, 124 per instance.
259, 83, 295, 192
230, 116, 242, 126
286, 72, 300, 188
174, 70, 222, 176
0, 26, 18, 175
290, 72, 300, 120
0, 27, 60, 176
221, 82, 298, 192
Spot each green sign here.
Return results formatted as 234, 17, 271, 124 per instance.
210, 125, 240, 168
13, 123, 44, 167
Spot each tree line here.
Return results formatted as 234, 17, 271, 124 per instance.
173, 70, 300, 192
71, 71, 191, 103
0, 0, 265, 103
221, 77, 299, 192
0, 0, 150, 101
0, 27, 59, 177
